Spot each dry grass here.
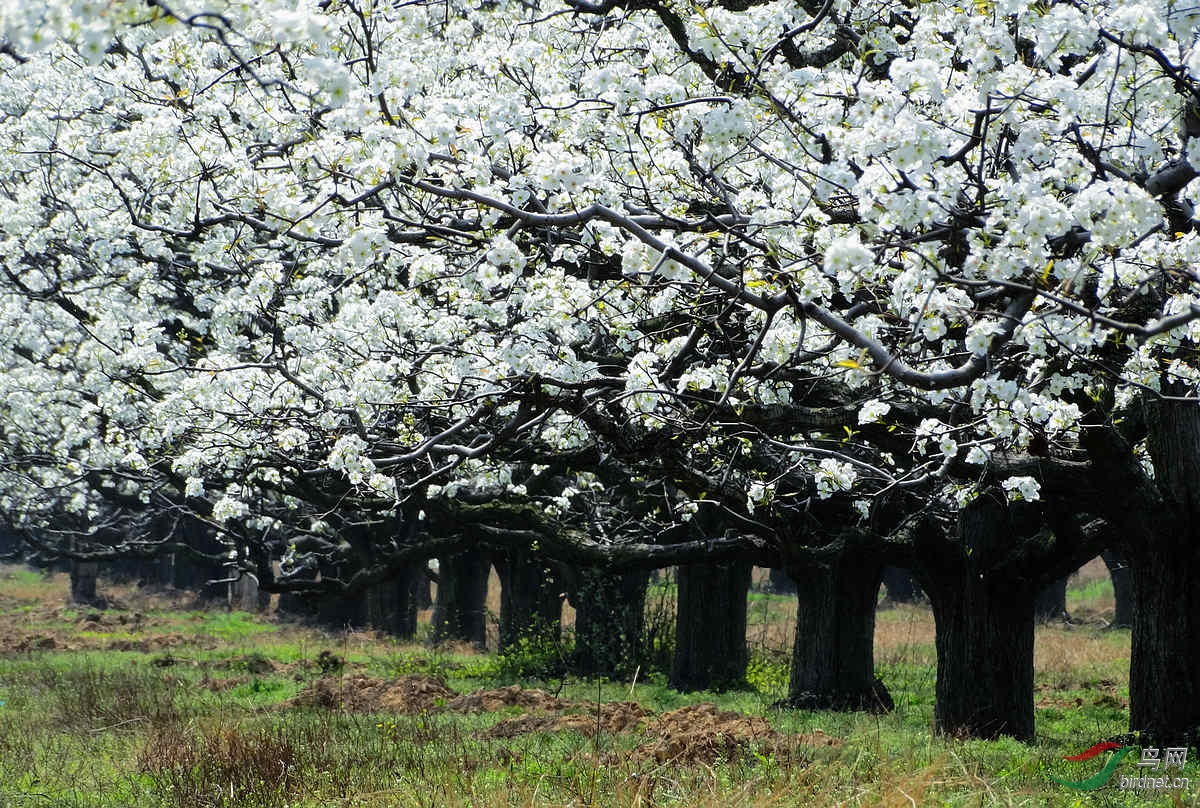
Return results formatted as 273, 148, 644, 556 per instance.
1, 561, 1190, 808
1034, 625, 1129, 686
0, 566, 69, 606
874, 605, 937, 668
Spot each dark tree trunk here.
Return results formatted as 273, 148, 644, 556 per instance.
494, 549, 562, 652
920, 496, 1036, 742
767, 567, 795, 594
1125, 540, 1200, 747
670, 560, 752, 691
1131, 392, 1200, 746
364, 566, 423, 639
256, 579, 272, 611
783, 546, 891, 712
1101, 550, 1133, 628
880, 566, 920, 605
277, 566, 320, 620
157, 553, 176, 589
431, 551, 489, 648
315, 586, 367, 631
1033, 575, 1070, 623
414, 567, 433, 610
69, 560, 100, 606
171, 519, 227, 598
570, 568, 648, 677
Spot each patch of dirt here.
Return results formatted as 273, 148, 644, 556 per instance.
105, 633, 202, 652
289, 674, 457, 713
446, 685, 563, 713
200, 675, 249, 692
626, 703, 785, 765
487, 696, 844, 763
484, 714, 563, 738
4, 634, 60, 652
285, 676, 840, 768
485, 700, 649, 738
488, 701, 842, 767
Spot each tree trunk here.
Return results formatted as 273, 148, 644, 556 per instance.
1033, 575, 1070, 623
1133, 391, 1200, 746
232, 572, 260, 611
277, 566, 320, 620
670, 560, 752, 691
315, 587, 366, 631
1125, 540, 1200, 747
69, 560, 100, 606
495, 549, 562, 652
767, 567, 795, 594
570, 568, 648, 677
431, 551, 489, 648
921, 497, 1036, 741
414, 567, 433, 610
880, 566, 920, 604
783, 548, 891, 712
364, 566, 422, 639
1101, 550, 1133, 628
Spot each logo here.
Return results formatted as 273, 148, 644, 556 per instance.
1049, 741, 1190, 792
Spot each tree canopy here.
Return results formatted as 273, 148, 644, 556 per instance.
3, 0, 1200, 585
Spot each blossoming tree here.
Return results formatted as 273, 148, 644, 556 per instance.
3, 0, 1200, 743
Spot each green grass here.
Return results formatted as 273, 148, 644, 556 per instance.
0, 565, 1195, 807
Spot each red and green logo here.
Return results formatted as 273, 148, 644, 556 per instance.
1049, 742, 1136, 791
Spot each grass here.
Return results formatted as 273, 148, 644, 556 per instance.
0, 563, 1195, 807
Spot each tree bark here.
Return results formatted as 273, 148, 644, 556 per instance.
782, 547, 891, 712
414, 567, 433, 610
364, 566, 423, 639
1125, 539, 1200, 746
767, 567, 795, 594
314, 584, 367, 631
570, 568, 648, 677
1033, 575, 1070, 623
920, 496, 1037, 741
1131, 393, 1200, 746
880, 566, 920, 604
1101, 550, 1133, 628
69, 559, 100, 606
670, 560, 752, 691
431, 551, 489, 648
494, 548, 562, 652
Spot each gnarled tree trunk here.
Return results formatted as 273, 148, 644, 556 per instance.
365, 566, 424, 639
1101, 550, 1133, 628
880, 566, 920, 605
570, 568, 648, 677
1131, 393, 1200, 746
431, 550, 489, 648
783, 543, 891, 712
670, 560, 751, 691
494, 548, 562, 652
919, 495, 1037, 741
767, 567, 795, 594
69, 559, 100, 606
1033, 575, 1070, 623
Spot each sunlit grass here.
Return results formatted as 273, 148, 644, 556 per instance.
0, 562, 1194, 807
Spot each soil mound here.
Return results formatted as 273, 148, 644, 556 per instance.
628, 703, 781, 765
289, 674, 456, 713
446, 685, 562, 713
486, 699, 842, 767
485, 700, 650, 738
